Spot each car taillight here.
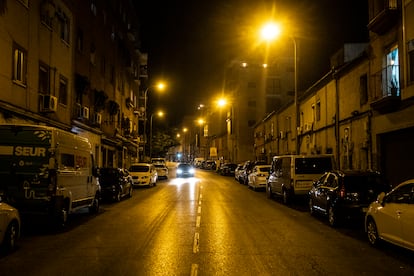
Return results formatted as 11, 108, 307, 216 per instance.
339, 185, 346, 198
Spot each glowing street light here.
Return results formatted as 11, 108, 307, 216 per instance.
260, 22, 281, 42
142, 81, 166, 160
259, 21, 299, 153
149, 111, 164, 159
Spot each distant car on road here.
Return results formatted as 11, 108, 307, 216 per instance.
309, 170, 388, 227
154, 163, 169, 179
99, 168, 133, 202
0, 197, 20, 253
129, 163, 158, 187
365, 179, 414, 252
176, 163, 195, 177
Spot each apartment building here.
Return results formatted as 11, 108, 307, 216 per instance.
0, 0, 144, 169
254, 0, 414, 187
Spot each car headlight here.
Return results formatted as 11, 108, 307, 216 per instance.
177, 169, 183, 174
189, 168, 195, 174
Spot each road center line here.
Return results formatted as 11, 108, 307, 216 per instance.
191, 263, 198, 276
196, 215, 201, 227
198, 206, 201, 214
193, 232, 199, 253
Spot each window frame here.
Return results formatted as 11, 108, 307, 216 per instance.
12, 43, 27, 86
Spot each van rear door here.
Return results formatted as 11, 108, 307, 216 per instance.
0, 125, 52, 210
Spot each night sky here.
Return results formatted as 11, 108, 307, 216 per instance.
137, 0, 369, 127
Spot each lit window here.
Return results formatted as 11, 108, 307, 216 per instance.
13, 44, 27, 85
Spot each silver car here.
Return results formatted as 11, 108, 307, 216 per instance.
0, 197, 20, 252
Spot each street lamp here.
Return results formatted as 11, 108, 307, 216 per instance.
142, 82, 166, 160
260, 22, 299, 154
149, 111, 164, 159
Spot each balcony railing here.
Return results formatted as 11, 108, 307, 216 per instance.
371, 65, 401, 113
368, 0, 399, 34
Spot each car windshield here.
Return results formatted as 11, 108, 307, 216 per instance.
129, 165, 149, 172
295, 157, 332, 174
178, 164, 192, 169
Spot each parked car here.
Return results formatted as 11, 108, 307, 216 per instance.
176, 163, 195, 177
234, 163, 244, 182
154, 163, 169, 179
365, 179, 414, 251
99, 168, 133, 202
248, 165, 271, 190
129, 163, 158, 187
219, 163, 237, 176
239, 160, 267, 185
309, 170, 388, 227
267, 155, 334, 204
0, 197, 20, 253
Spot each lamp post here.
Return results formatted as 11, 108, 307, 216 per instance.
142, 82, 166, 160
260, 22, 299, 154
149, 111, 164, 159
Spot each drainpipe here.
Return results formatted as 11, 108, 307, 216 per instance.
333, 68, 340, 169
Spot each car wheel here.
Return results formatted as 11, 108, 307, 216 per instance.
328, 206, 338, 227
116, 190, 121, 202
128, 186, 133, 198
4, 221, 18, 252
89, 194, 100, 214
282, 189, 290, 205
266, 184, 273, 199
309, 198, 315, 216
366, 218, 380, 246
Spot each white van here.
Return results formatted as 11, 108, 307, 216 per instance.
0, 124, 100, 225
266, 154, 334, 204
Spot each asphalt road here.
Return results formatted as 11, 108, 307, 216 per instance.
1, 167, 413, 275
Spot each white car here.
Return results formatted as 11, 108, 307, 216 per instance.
248, 165, 271, 190
0, 198, 20, 252
365, 179, 414, 252
154, 163, 169, 179
129, 163, 158, 187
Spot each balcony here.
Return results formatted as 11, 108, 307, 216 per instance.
367, 0, 399, 34
370, 65, 401, 113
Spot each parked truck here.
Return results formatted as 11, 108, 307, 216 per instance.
0, 124, 100, 225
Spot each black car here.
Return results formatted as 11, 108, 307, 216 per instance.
176, 163, 195, 177
219, 163, 237, 176
308, 170, 389, 227
99, 168, 133, 202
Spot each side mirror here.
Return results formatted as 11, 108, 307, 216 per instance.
377, 192, 386, 205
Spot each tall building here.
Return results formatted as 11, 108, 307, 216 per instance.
0, 0, 145, 169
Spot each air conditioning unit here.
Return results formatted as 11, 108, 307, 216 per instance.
93, 112, 102, 125
40, 95, 58, 112
81, 106, 90, 119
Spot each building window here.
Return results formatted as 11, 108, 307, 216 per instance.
76, 28, 84, 53
247, 81, 256, 88
316, 101, 321, 121
59, 75, 68, 105
248, 100, 256, 107
360, 74, 368, 105
39, 63, 50, 94
12, 43, 27, 85
409, 41, 414, 83
57, 9, 70, 44
383, 46, 399, 97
